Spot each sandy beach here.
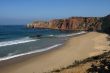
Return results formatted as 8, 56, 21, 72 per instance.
0, 32, 109, 73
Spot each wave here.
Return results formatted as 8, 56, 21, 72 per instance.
48, 31, 86, 37
0, 37, 38, 47
62, 31, 86, 37
0, 44, 62, 61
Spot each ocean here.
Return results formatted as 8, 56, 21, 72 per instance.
0, 25, 85, 61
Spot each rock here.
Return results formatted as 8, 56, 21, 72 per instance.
27, 16, 104, 31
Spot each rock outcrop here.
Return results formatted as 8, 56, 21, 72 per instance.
27, 16, 103, 31
27, 21, 49, 29
101, 14, 110, 34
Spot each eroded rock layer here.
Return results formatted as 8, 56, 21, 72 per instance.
27, 16, 103, 31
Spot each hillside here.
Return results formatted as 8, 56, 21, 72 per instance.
27, 14, 110, 33
27, 17, 102, 31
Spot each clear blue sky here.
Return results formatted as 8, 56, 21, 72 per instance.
0, 0, 110, 25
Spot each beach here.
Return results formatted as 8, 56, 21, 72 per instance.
0, 32, 109, 73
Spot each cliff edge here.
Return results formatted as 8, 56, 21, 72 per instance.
27, 14, 110, 31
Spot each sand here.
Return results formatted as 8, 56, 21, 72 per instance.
0, 32, 109, 73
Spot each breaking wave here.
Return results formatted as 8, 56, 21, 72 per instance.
0, 37, 38, 47
0, 44, 62, 61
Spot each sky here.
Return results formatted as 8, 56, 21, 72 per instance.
0, 0, 110, 25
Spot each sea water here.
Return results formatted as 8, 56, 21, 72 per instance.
0, 25, 85, 61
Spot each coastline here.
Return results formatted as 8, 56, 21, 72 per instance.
0, 31, 86, 62
0, 32, 109, 73
0, 43, 63, 67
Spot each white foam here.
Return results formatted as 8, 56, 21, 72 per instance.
49, 35, 54, 37
0, 37, 38, 47
0, 44, 62, 61
0, 31, 86, 61
56, 31, 86, 37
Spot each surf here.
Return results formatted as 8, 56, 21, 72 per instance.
0, 37, 38, 47
0, 43, 62, 61
47, 31, 86, 37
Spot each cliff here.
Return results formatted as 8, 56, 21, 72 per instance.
101, 15, 110, 34
27, 16, 104, 31
48, 17, 102, 31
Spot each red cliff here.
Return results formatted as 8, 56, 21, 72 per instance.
27, 17, 102, 31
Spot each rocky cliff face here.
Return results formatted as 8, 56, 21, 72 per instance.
27, 21, 49, 28
27, 17, 102, 31
102, 15, 110, 34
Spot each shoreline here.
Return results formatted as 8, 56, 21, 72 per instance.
0, 43, 64, 67
0, 31, 86, 62
0, 32, 109, 73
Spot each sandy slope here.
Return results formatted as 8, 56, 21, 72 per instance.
0, 32, 109, 73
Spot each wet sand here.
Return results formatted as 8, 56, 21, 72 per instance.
0, 32, 109, 73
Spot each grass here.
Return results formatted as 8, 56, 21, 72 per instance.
45, 35, 110, 73
46, 51, 110, 73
